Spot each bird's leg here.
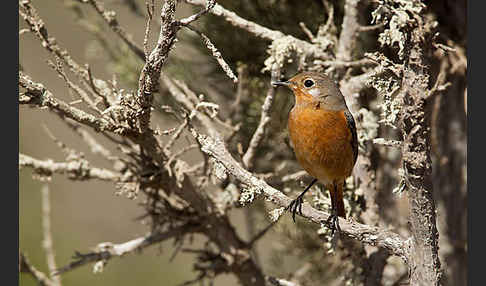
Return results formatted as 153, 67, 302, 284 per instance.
325, 203, 341, 237
286, 178, 318, 223
325, 184, 342, 237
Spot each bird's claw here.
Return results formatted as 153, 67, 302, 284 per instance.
286, 195, 304, 223
325, 213, 341, 237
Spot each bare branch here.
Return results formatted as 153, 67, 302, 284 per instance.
190, 130, 410, 262
19, 1, 90, 81
184, 0, 329, 59
267, 276, 301, 286
184, 25, 238, 83
336, 0, 360, 62
242, 66, 281, 169
19, 154, 122, 182
314, 58, 376, 68
46, 59, 102, 114
20, 252, 55, 286
358, 23, 386, 32
178, 0, 216, 26
19, 72, 116, 132
143, 0, 155, 60
64, 119, 116, 161
41, 185, 62, 286
54, 223, 202, 275
85, 0, 146, 60
373, 138, 402, 148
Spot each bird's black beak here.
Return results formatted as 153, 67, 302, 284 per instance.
271, 80, 292, 87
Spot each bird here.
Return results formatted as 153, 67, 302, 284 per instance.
272, 71, 358, 234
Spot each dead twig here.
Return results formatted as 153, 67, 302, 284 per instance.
41, 185, 62, 286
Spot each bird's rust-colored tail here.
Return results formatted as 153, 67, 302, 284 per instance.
330, 181, 346, 218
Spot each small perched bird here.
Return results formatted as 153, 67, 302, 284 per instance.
272, 72, 358, 233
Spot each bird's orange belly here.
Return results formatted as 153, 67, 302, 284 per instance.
288, 107, 354, 184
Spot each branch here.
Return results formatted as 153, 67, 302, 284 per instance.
85, 0, 146, 60
339, 66, 385, 226
41, 185, 62, 286
64, 119, 116, 161
20, 253, 55, 286
242, 67, 281, 169
399, 28, 443, 286
190, 130, 410, 263
54, 223, 202, 275
19, 72, 116, 132
19, 154, 122, 182
178, 0, 216, 26
184, 25, 238, 83
138, 0, 177, 95
184, 0, 329, 59
336, 0, 361, 62
19, 1, 91, 83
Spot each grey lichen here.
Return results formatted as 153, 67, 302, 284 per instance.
358, 108, 379, 143
366, 54, 403, 129
262, 36, 303, 73
372, 0, 426, 60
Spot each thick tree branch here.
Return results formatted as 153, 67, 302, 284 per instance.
190, 130, 410, 263
400, 37, 443, 286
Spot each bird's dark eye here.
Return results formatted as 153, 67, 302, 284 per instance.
304, 79, 314, 88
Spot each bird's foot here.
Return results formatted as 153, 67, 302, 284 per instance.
325, 213, 341, 236
319, 214, 341, 250
286, 194, 305, 223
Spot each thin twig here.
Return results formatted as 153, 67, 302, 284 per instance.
373, 138, 402, 148
46, 59, 102, 114
86, 0, 146, 60
20, 253, 55, 286
314, 58, 376, 68
183, 0, 329, 59
178, 0, 216, 26
358, 23, 386, 32
20, 1, 90, 81
143, 0, 155, 60
19, 72, 115, 132
247, 221, 277, 247
19, 154, 122, 182
299, 22, 314, 42
41, 185, 62, 286
242, 66, 281, 169
64, 119, 116, 161
184, 25, 238, 83
54, 223, 202, 275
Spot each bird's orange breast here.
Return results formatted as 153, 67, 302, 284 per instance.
288, 106, 355, 184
